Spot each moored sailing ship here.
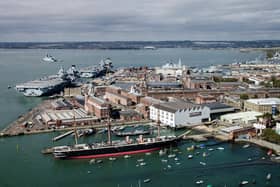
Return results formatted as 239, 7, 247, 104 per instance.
53, 135, 179, 159
51, 112, 180, 159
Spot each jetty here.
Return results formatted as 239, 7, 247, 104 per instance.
183, 133, 212, 142
41, 147, 54, 154
178, 130, 192, 139
52, 130, 74, 141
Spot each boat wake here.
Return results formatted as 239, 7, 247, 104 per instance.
164, 159, 277, 175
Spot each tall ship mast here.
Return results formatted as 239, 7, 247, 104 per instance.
107, 114, 112, 146
157, 108, 160, 138
73, 111, 78, 145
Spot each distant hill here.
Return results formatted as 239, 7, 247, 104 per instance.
0, 40, 280, 49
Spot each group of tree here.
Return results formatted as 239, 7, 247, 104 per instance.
266, 50, 278, 59
262, 128, 280, 144
240, 94, 249, 100
259, 76, 280, 88
213, 76, 238, 83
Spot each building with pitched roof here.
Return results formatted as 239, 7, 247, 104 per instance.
244, 98, 280, 114
149, 99, 210, 128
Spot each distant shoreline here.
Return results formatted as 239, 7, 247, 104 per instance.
0, 40, 280, 50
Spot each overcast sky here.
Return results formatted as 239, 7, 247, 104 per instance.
1, 0, 280, 42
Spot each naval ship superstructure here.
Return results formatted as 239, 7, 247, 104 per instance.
79, 58, 113, 78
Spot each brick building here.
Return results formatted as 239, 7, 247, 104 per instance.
104, 92, 132, 106
183, 75, 215, 89
195, 93, 217, 104
119, 110, 142, 121
84, 95, 111, 119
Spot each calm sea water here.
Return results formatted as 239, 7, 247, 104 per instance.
0, 48, 279, 187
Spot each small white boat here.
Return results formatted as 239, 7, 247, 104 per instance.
159, 150, 166, 156
118, 126, 125, 130
124, 155, 131, 159
217, 147, 224, 150
176, 162, 181, 165
174, 157, 179, 161
137, 159, 144, 162
168, 154, 176, 158
96, 160, 103, 164
161, 159, 168, 163
196, 180, 204, 184
188, 155, 193, 159
208, 148, 214, 151
42, 54, 58, 63
266, 173, 271, 180
199, 162, 206, 166
167, 165, 172, 168
109, 157, 116, 161
187, 145, 195, 151
274, 156, 280, 160
240, 181, 249, 185
143, 178, 151, 183
89, 159, 95, 164
140, 162, 146, 166
243, 144, 250, 148
202, 152, 207, 157
145, 152, 151, 156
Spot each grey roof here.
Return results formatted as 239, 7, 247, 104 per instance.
52, 99, 73, 108
119, 110, 140, 116
153, 101, 200, 113
219, 82, 242, 85
202, 102, 234, 110
147, 82, 182, 88
90, 95, 107, 105
113, 82, 136, 90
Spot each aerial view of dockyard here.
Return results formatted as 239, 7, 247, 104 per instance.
1, 1, 280, 187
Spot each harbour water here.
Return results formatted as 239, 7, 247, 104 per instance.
0, 48, 279, 187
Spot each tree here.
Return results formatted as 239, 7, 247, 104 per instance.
240, 94, 249, 100
262, 128, 280, 144
266, 50, 277, 59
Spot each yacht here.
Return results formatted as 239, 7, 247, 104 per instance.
42, 54, 58, 63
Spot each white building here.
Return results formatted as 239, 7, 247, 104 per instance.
244, 98, 280, 114
276, 123, 280, 135
155, 58, 187, 77
220, 111, 263, 124
248, 77, 264, 85
149, 100, 210, 128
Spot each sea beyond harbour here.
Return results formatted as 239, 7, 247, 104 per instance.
0, 48, 279, 187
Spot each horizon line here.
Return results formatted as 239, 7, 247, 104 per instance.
1, 39, 280, 43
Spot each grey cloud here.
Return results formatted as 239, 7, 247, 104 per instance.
0, 0, 280, 41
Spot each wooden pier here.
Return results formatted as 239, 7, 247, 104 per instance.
52, 130, 74, 141
182, 133, 213, 142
